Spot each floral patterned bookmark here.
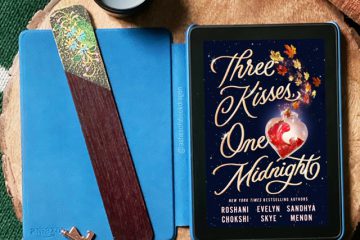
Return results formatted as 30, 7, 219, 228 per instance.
50, 5, 154, 240
50, 5, 109, 89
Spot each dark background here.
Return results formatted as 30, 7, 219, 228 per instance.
203, 39, 328, 227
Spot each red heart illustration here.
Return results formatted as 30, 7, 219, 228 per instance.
265, 111, 308, 159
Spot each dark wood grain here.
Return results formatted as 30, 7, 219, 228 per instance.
66, 71, 153, 240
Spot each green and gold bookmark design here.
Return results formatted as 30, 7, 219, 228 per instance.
51, 5, 109, 89
50, 5, 153, 240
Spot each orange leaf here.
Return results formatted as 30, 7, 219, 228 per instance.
292, 101, 300, 110
312, 77, 321, 87
305, 82, 311, 92
303, 94, 310, 104
276, 65, 288, 76
284, 108, 291, 117
284, 44, 296, 58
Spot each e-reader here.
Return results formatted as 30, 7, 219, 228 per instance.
188, 23, 344, 239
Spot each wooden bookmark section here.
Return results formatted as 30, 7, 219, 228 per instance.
50, 5, 153, 240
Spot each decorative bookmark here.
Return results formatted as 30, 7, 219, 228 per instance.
50, 5, 153, 240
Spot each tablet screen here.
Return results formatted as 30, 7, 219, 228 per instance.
203, 39, 328, 228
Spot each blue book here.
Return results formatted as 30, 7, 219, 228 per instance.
20, 29, 190, 240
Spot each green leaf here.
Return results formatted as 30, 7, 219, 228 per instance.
73, 55, 82, 62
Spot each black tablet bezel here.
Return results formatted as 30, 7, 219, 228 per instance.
188, 24, 343, 240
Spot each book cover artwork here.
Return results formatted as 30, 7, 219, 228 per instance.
204, 40, 326, 227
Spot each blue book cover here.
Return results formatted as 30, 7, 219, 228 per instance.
20, 29, 189, 240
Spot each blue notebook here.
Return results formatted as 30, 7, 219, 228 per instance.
20, 29, 190, 240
